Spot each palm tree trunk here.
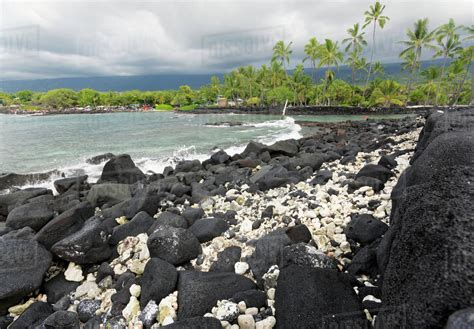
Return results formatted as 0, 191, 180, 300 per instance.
364, 22, 377, 97
435, 54, 448, 106
452, 61, 472, 105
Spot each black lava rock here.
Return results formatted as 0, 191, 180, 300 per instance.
110, 211, 154, 245
356, 164, 393, 184
140, 258, 178, 307
147, 225, 200, 265
35, 202, 94, 249
43, 310, 80, 329
378, 155, 397, 169
230, 290, 267, 309
147, 212, 188, 233
344, 214, 388, 245
5, 201, 55, 231
8, 301, 52, 329
51, 216, 111, 264
275, 265, 366, 328
181, 207, 204, 227
162, 316, 221, 329
189, 217, 229, 243
42, 273, 80, 304
209, 246, 241, 273
177, 271, 256, 320
0, 239, 52, 315
98, 154, 146, 184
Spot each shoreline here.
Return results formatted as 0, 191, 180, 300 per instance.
0, 104, 468, 117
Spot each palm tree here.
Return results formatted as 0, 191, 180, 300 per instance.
370, 80, 406, 107
318, 39, 344, 104
303, 37, 320, 81
269, 61, 285, 89
272, 40, 293, 70
239, 65, 258, 99
363, 1, 389, 91
434, 19, 462, 104
343, 23, 367, 54
372, 61, 385, 78
421, 66, 442, 104
451, 46, 474, 105
223, 71, 241, 103
343, 23, 367, 85
399, 18, 437, 98
318, 39, 344, 71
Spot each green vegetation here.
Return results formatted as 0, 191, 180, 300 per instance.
1, 2, 472, 110
155, 104, 174, 111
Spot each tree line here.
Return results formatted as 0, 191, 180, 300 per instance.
1, 1, 472, 109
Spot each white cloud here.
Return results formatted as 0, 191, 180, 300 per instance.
0, 0, 472, 80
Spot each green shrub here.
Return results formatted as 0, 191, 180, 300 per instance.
246, 97, 261, 106
155, 104, 173, 111
180, 104, 198, 111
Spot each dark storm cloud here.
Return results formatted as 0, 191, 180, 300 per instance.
0, 0, 472, 80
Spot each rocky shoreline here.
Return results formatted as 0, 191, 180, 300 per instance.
1, 104, 467, 117
0, 109, 472, 328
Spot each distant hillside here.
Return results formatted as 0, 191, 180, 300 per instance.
0, 59, 446, 93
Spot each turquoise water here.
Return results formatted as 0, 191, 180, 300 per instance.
0, 112, 301, 176
0, 112, 411, 184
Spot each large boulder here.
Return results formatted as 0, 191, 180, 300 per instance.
189, 217, 229, 243
378, 112, 474, 329
377, 166, 473, 328
0, 188, 51, 217
54, 175, 88, 194
147, 225, 200, 265
98, 154, 146, 184
247, 230, 293, 287
268, 139, 299, 156
8, 301, 52, 329
181, 207, 204, 227
124, 192, 160, 218
35, 202, 94, 249
147, 212, 188, 233
405, 131, 474, 188
6, 201, 55, 231
296, 153, 325, 171
51, 216, 111, 264
110, 211, 155, 245
344, 214, 388, 245
0, 240, 52, 315
280, 243, 337, 270
411, 109, 474, 163
86, 183, 132, 207
140, 258, 178, 307
0, 172, 57, 192
177, 271, 256, 320
275, 265, 366, 328
355, 164, 393, 183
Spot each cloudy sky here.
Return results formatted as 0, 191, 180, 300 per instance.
0, 0, 472, 80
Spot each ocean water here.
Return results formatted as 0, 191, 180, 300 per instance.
0, 111, 410, 190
